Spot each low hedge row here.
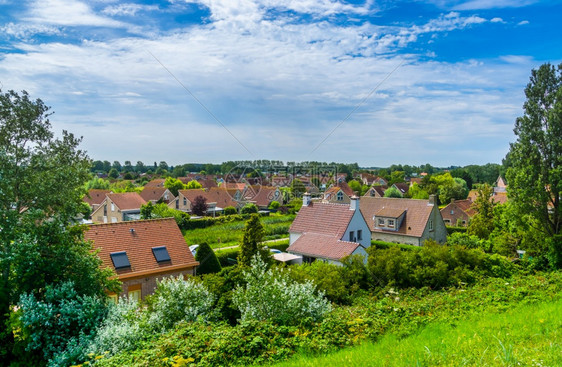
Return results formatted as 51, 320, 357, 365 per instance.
214, 240, 290, 267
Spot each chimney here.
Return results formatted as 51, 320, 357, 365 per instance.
428, 194, 436, 206
303, 192, 311, 207
350, 195, 359, 211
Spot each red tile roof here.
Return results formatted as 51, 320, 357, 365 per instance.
107, 192, 146, 211
140, 187, 174, 203
290, 202, 354, 238
144, 179, 166, 188
287, 233, 360, 261
85, 218, 198, 280
83, 189, 110, 207
360, 197, 434, 238
245, 186, 281, 207
178, 189, 208, 205
376, 207, 406, 218
393, 183, 410, 195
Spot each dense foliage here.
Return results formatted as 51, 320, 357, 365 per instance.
194, 242, 222, 275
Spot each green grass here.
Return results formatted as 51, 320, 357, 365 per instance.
185, 215, 294, 249
275, 297, 562, 367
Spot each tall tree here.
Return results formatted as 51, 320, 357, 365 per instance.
506, 63, 562, 240
467, 184, 496, 240
0, 89, 117, 362
164, 177, 185, 196
191, 195, 208, 216
195, 242, 222, 275
238, 214, 268, 267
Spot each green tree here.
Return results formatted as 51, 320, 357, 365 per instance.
408, 182, 429, 199
84, 176, 110, 190
268, 201, 280, 210
186, 180, 203, 189
348, 179, 362, 195
290, 179, 306, 198
112, 160, 122, 172
506, 63, 562, 243
467, 184, 496, 239
164, 177, 185, 196
384, 186, 402, 198
108, 167, 119, 179
195, 242, 222, 275
238, 214, 268, 266
439, 177, 469, 204
0, 89, 117, 362
241, 203, 259, 214
223, 206, 237, 215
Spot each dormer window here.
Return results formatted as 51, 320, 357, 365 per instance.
110, 251, 131, 270
337, 191, 343, 201
388, 219, 395, 228
378, 218, 385, 227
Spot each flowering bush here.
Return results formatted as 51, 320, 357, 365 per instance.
147, 276, 215, 332
233, 256, 332, 325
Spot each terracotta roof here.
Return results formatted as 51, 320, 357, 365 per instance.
245, 186, 281, 207
492, 192, 508, 204
409, 178, 423, 185
338, 181, 355, 197
290, 202, 354, 238
144, 179, 166, 188
107, 192, 146, 211
223, 182, 246, 191
393, 183, 410, 194
375, 207, 406, 218
198, 179, 218, 190
83, 189, 110, 206
206, 187, 239, 208
140, 187, 174, 203
178, 189, 208, 205
360, 197, 434, 238
288, 233, 360, 261
363, 186, 386, 197
85, 218, 198, 279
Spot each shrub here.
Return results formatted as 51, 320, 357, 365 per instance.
16, 281, 108, 366
195, 242, 222, 275
233, 256, 332, 325
268, 201, 280, 210
241, 203, 258, 214
223, 206, 237, 215
147, 276, 215, 332
288, 262, 349, 304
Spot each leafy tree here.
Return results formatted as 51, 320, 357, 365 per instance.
112, 161, 122, 172
506, 63, 562, 244
172, 166, 186, 178
241, 203, 259, 214
195, 242, 222, 275
91, 160, 104, 172
268, 201, 280, 210
238, 214, 268, 266
158, 161, 169, 171
164, 177, 185, 196
347, 179, 362, 195
408, 182, 429, 199
140, 201, 154, 219
439, 177, 469, 204
84, 176, 110, 190
108, 167, 119, 179
186, 180, 203, 189
102, 160, 111, 173
467, 184, 496, 239
192, 195, 208, 216
290, 179, 306, 198
135, 160, 146, 173
0, 89, 117, 363
223, 206, 237, 215
384, 186, 402, 198
123, 160, 133, 172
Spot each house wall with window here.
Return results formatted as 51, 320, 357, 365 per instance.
110, 268, 195, 302
343, 208, 371, 249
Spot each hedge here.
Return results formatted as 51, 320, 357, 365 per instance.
215, 240, 290, 267
446, 226, 468, 235
370, 240, 421, 251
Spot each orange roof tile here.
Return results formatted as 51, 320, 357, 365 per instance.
107, 192, 146, 211
83, 189, 110, 206
140, 187, 174, 203
144, 179, 166, 188
290, 202, 354, 238
85, 218, 198, 279
288, 233, 360, 261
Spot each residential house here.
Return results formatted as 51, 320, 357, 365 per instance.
244, 186, 283, 210
83, 189, 111, 212
288, 194, 370, 265
323, 181, 355, 204
440, 199, 475, 227
140, 187, 175, 204
91, 192, 146, 223
85, 218, 198, 301
359, 195, 447, 246
358, 173, 387, 186
171, 189, 216, 214
170, 187, 241, 214
363, 186, 386, 198
144, 179, 166, 188
391, 183, 410, 197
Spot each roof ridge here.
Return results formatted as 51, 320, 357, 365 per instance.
88, 217, 175, 227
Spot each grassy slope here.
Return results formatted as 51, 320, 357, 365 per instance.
275, 297, 562, 367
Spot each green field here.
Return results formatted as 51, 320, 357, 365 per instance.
275, 297, 562, 366
184, 214, 295, 249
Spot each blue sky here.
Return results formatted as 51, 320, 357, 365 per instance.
1, 0, 561, 167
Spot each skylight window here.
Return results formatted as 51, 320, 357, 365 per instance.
110, 251, 131, 269
152, 246, 171, 263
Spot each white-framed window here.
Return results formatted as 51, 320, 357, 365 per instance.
378, 218, 385, 226
128, 290, 141, 302
111, 202, 115, 211
337, 191, 343, 201
388, 219, 395, 228
357, 230, 362, 241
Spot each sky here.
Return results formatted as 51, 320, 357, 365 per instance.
1, 0, 561, 167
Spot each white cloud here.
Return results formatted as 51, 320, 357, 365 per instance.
24, 0, 125, 28
0, 22, 61, 39
451, 0, 539, 10
517, 20, 530, 25
102, 3, 159, 16
490, 17, 504, 23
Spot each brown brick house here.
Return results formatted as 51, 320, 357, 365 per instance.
440, 199, 476, 227
85, 218, 199, 302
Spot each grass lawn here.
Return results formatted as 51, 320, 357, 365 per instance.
184, 214, 294, 249
275, 297, 562, 366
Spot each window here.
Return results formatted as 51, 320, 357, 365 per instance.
128, 284, 141, 302
111, 217, 117, 223
357, 230, 362, 241
176, 199, 179, 209
378, 218, 385, 227
337, 191, 343, 201
152, 246, 171, 262
388, 219, 395, 228
429, 220, 434, 231
349, 231, 355, 242
103, 204, 107, 216
108, 294, 118, 304
450, 210, 454, 214
110, 251, 131, 270
111, 202, 115, 211
183, 197, 187, 206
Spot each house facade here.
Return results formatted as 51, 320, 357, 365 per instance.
91, 192, 146, 223
359, 195, 447, 246
440, 199, 475, 227
85, 218, 198, 301
140, 187, 175, 204
288, 194, 371, 265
